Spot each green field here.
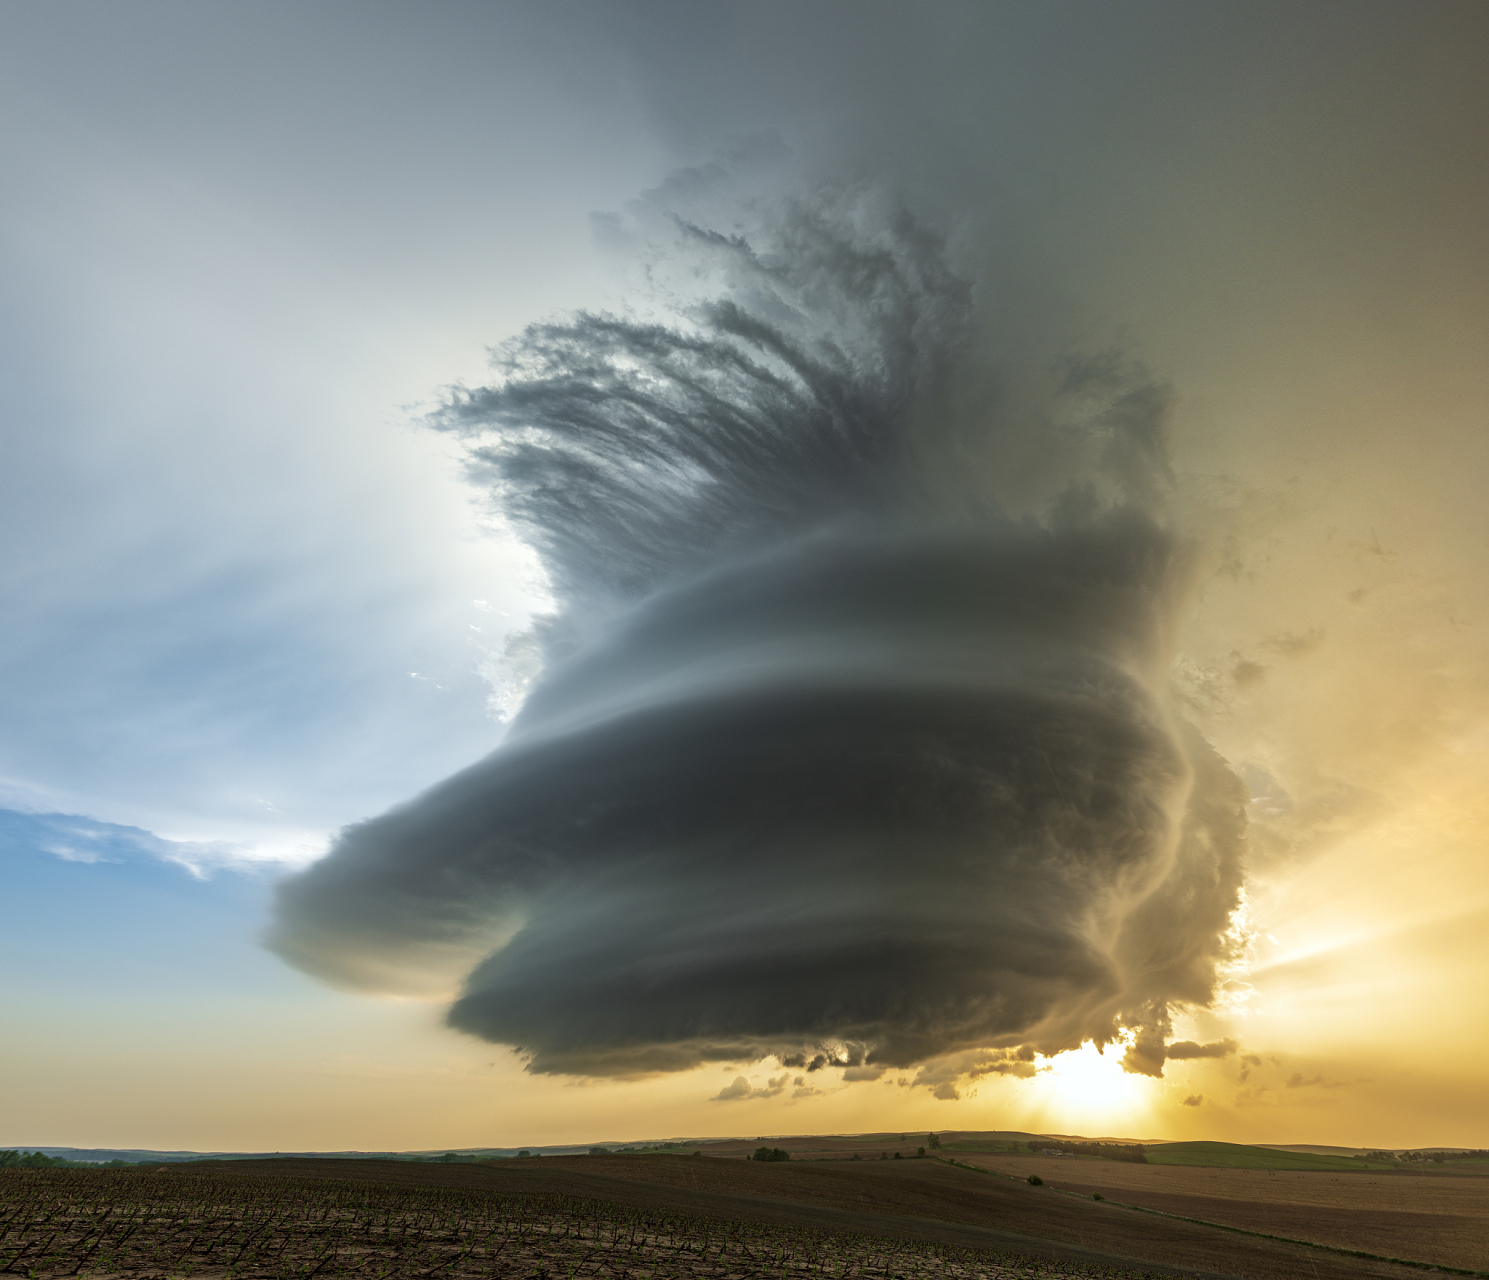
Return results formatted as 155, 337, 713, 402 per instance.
1144, 1142, 1396, 1171
943, 1141, 1031, 1155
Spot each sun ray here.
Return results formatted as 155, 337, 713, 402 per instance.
1012, 1041, 1162, 1136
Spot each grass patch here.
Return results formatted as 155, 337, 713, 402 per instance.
944, 1142, 1029, 1155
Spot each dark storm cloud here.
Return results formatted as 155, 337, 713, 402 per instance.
267, 203, 1247, 1078
1123, 1029, 1238, 1078
1167, 1039, 1238, 1061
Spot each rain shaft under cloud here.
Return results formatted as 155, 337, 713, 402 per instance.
267, 205, 1247, 1080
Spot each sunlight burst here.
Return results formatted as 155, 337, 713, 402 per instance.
1023, 1041, 1157, 1133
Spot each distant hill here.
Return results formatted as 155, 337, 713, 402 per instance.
1255, 1144, 1368, 1157
1144, 1141, 1398, 1170
17, 1144, 659, 1165
13, 1130, 1479, 1170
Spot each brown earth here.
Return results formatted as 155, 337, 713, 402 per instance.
957, 1152, 1489, 1272
0, 1165, 1137, 1280
194, 1154, 1481, 1279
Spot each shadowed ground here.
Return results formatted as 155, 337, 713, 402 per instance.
957, 1151, 1489, 1272
194, 1154, 1481, 1279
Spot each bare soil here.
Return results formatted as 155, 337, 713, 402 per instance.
198, 1155, 1480, 1278
957, 1152, 1489, 1272
0, 1164, 1175, 1280
10, 1153, 1483, 1280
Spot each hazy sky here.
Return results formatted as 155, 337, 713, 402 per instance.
4, 1, 1488, 1153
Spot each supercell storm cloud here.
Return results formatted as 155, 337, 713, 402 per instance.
267, 206, 1247, 1081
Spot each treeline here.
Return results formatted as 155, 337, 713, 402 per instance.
1356, 1149, 1484, 1163
751, 1147, 791, 1162
2, 1151, 195, 1170
1027, 1140, 1148, 1163
1, 1151, 67, 1169
0, 1151, 153, 1169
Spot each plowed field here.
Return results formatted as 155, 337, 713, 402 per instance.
200, 1156, 1476, 1278
956, 1153, 1489, 1272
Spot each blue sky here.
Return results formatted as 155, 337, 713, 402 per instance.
0, 812, 293, 1053
0, 2, 668, 854
0, 2, 672, 1148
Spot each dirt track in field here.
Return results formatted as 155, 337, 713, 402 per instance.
957, 1153, 1489, 1272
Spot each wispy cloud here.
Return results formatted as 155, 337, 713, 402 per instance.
0, 808, 320, 878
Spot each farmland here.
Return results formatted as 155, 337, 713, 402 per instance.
1143, 1142, 1398, 1171
5, 1149, 1487, 1280
0, 1165, 1166, 1280
952, 1151, 1489, 1272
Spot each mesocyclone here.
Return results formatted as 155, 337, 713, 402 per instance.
266, 205, 1246, 1079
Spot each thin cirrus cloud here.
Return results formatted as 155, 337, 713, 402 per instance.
0, 810, 241, 876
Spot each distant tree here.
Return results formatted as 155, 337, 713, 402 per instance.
927, 1133, 941, 1150
1030, 1139, 1147, 1164
851, 1153, 861, 1160
751, 1147, 790, 1162
1027, 1174, 1043, 1185
0, 1151, 63, 1169
917, 1146, 926, 1158
516, 1150, 531, 1158
589, 1147, 609, 1155
879, 1151, 888, 1160
892, 1151, 902, 1160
